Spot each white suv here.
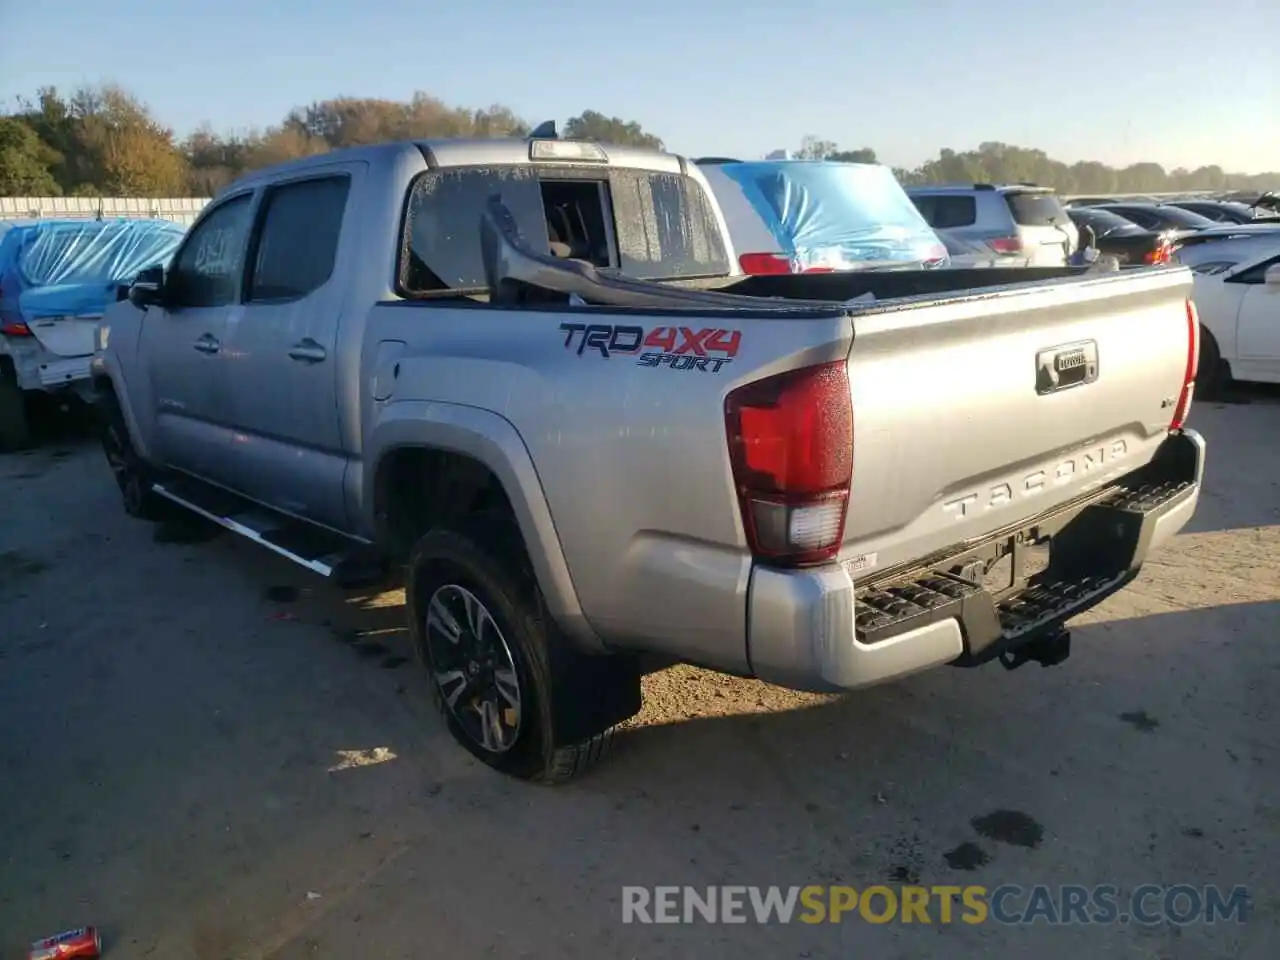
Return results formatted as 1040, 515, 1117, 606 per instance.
906, 184, 1079, 267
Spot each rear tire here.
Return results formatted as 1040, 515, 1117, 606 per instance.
99, 392, 168, 521
406, 511, 641, 784
0, 372, 31, 452
1197, 325, 1231, 399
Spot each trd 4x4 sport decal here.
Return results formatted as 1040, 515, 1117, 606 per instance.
559, 323, 742, 373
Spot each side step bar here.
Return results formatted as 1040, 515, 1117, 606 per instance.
151, 479, 375, 581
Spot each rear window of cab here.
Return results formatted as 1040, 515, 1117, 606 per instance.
399, 164, 730, 294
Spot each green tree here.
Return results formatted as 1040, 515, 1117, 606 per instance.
796, 134, 839, 160
563, 110, 663, 149
14, 84, 188, 196
0, 116, 61, 194
828, 148, 877, 164
795, 137, 878, 163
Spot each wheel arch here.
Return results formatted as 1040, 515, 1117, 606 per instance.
366, 401, 604, 654
92, 363, 156, 463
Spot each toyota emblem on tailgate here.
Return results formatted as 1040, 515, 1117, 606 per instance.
1036, 340, 1099, 395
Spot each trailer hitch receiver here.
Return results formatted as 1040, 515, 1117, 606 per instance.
999, 628, 1071, 671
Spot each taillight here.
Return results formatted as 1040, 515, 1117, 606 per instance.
987, 237, 1024, 255
739, 252, 793, 275
724, 361, 853, 566
738, 253, 836, 275
0, 319, 32, 337
1170, 299, 1199, 430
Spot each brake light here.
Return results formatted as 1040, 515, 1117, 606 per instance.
1170, 299, 1199, 430
724, 361, 853, 566
987, 237, 1024, 255
0, 320, 32, 337
739, 252, 792, 275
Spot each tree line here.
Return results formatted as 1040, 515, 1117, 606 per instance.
1, 84, 1275, 199
792, 135, 1278, 196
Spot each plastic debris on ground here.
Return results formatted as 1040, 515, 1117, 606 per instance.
27, 925, 101, 959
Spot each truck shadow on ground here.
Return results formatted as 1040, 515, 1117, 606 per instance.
589, 600, 1278, 861
317, 570, 1277, 890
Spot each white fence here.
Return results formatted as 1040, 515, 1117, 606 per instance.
0, 196, 211, 226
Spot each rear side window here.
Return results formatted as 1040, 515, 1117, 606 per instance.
248, 176, 350, 301
1108, 207, 1159, 230
1070, 207, 1144, 236
1004, 191, 1068, 226
910, 194, 977, 229
1153, 206, 1217, 229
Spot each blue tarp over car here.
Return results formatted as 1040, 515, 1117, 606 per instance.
715, 161, 949, 272
0, 218, 186, 322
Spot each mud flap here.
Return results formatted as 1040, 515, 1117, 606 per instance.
549, 646, 643, 746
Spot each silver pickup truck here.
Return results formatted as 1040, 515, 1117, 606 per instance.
93, 133, 1206, 783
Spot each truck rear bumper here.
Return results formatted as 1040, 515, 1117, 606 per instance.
747, 428, 1205, 693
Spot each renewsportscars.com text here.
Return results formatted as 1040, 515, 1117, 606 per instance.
621, 884, 1250, 926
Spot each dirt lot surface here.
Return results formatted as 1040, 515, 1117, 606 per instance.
2, 394, 1278, 960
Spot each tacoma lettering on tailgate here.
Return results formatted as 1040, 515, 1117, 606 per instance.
943, 439, 1129, 520
559, 323, 741, 373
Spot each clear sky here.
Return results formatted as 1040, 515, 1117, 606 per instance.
3, 0, 1277, 172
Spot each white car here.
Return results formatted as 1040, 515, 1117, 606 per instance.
1189, 248, 1280, 390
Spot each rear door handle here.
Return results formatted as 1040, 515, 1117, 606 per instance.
193, 334, 220, 354
288, 339, 327, 364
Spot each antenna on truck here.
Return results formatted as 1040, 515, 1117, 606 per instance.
528, 120, 558, 139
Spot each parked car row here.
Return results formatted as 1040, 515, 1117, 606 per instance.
1052, 194, 1280, 390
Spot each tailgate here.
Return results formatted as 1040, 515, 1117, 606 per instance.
841, 267, 1194, 573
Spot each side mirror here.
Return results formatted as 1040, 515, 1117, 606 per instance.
1264, 263, 1280, 289
128, 264, 167, 309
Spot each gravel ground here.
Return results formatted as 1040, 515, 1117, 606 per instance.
1, 392, 1277, 960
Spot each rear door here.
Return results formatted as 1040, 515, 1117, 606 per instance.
1004, 189, 1076, 266
217, 167, 358, 530
145, 192, 255, 481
